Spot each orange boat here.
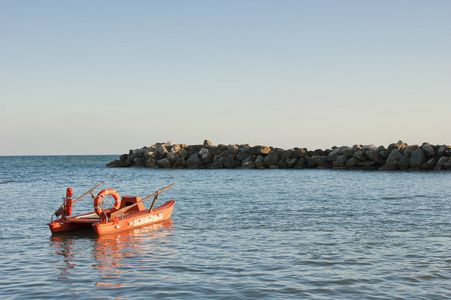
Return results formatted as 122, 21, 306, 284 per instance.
47, 183, 176, 235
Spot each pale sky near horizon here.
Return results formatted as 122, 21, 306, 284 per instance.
1, 1, 450, 155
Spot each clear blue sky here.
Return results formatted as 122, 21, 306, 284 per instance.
1, 1, 450, 155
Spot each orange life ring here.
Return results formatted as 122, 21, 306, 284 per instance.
64, 188, 73, 217
94, 189, 121, 216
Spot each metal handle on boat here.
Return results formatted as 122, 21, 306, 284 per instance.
73, 182, 104, 205
148, 193, 159, 212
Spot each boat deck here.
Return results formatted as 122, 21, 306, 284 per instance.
71, 210, 138, 221
74, 212, 99, 219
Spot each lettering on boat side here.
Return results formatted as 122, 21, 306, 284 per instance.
133, 213, 163, 226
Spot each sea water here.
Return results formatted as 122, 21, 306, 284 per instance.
0, 155, 450, 299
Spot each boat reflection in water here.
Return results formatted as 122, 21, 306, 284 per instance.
50, 220, 174, 290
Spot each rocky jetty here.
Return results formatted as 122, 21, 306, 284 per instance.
106, 140, 451, 171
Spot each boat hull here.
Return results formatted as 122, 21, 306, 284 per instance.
93, 200, 175, 235
47, 211, 99, 234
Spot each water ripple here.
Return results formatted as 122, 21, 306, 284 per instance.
0, 158, 450, 299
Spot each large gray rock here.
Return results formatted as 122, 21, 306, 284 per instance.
312, 155, 328, 167
437, 145, 449, 156
186, 144, 203, 154
277, 160, 288, 169
143, 150, 156, 160
132, 158, 144, 167
207, 146, 221, 157
443, 158, 451, 170
264, 151, 279, 166
280, 150, 293, 161
249, 146, 271, 156
155, 145, 168, 159
353, 150, 367, 162
216, 144, 229, 151
241, 161, 255, 169
156, 158, 171, 168
365, 149, 385, 164
356, 160, 377, 170
386, 149, 403, 164
241, 156, 256, 169
173, 157, 185, 168
362, 144, 378, 152
210, 155, 223, 169
201, 152, 213, 164
236, 150, 249, 162
292, 148, 308, 158
185, 154, 202, 168
340, 146, 353, 158
337, 155, 347, 163
199, 148, 209, 156
434, 157, 449, 170
143, 158, 158, 169
228, 144, 239, 155
199, 148, 212, 164
305, 156, 316, 168
220, 150, 231, 158
327, 148, 343, 162
293, 157, 305, 169
332, 156, 347, 169
421, 158, 437, 170
403, 145, 419, 156
127, 152, 141, 164
285, 158, 297, 168
227, 154, 236, 160
388, 140, 406, 152
378, 147, 390, 159
410, 149, 426, 168
166, 152, 178, 164
398, 155, 410, 170
178, 149, 188, 158
210, 162, 223, 169
255, 155, 266, 169
421, 143, 436, 157
106, 160, 126, 168
380, 160, 399, 170
170, 144, 181, 153
346, 157, 359, 168
343, 145, 361, 157
129, 148, 144, 156
220, 157, 240, 168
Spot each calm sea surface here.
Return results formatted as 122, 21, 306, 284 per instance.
0, 155, 450, 299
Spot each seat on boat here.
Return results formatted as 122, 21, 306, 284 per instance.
75, 212, 99, 219
119, 196, 145, 212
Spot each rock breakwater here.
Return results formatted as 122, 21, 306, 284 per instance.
106, 140, 451, 171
